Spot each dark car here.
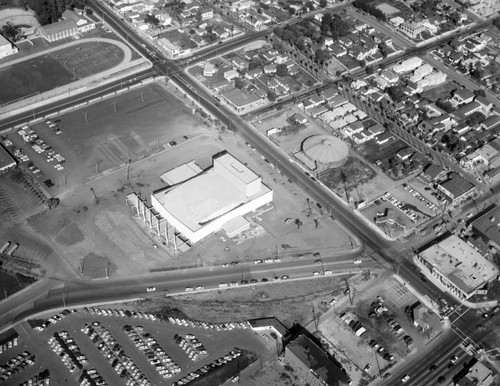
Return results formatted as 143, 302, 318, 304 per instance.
429, 364, 437, 372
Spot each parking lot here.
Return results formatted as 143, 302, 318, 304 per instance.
1, 306, 268, 385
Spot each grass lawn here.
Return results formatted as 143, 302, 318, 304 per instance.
0, 55, 75, 104
51, 41, 125, 79
420, 81, 459, 102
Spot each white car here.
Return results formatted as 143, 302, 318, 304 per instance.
401, 375, 410, 383
219, 283, 227, 288
185, 287, 194, 292
353, 259, 362, 264
146, 287, 156, 292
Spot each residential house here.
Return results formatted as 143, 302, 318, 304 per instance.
451, 89, 476, 107
200, 7, 213, 20
203, 62, 216, 77
481, 115, 500, 131
263, 64, 277, 74
330, 43, 347, 57
451, 102, 482, 121
224, 69, 239, 81
397, 147, 414, 161
380, 69, 399, 84
376, 131, 394, 145
232, 57, 247, 70
245, 68, 262, 79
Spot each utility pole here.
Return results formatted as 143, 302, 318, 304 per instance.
312, 305, 319, 332
113, 102, 117, 112
90, 187, 97, 204
84, 111, 88, 123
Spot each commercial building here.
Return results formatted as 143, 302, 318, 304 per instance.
61, 10, 96, 33
471, 205, 500, 251
415, 235, 499, 300
285, 334, 350, 386
39, 19, 78, 42
0, 34, 18, 59
437, 173, 475, 204
0, 144, 16, 174
453, 357, 494, 386
220, 87, 265, 114
151, 153, 273, 244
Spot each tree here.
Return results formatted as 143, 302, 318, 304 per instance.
234, 77, 244, 89
320, 0, 327, 7
437, 376, 446, 384
145, 14, 160, 26
474, 89, 486, 98
387, 85, 405, 103
0, 22, 21, 41
276, 63, 288, 77
315, 48, 330, 64
267, 91, 277, 102
471, 67, 484, 81
436, 99, 454, 113
24, 0, 88, 25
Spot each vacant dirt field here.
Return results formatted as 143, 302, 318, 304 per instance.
136, 275, 354, 328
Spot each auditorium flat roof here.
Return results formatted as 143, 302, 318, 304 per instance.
154, 169, 270, 232
216, 152, 259, 184
160, 161, 202, 186
419, 235, 498, 293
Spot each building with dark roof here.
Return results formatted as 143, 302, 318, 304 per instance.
285, 334, 350, 386
0, 143, 16, 174
422, 163, 447, 181
437, 173, 475, 204
471, 205, 500, 251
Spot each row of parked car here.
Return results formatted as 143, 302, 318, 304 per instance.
0, 332, 19, 355
171, 348, 242, 386
82, 322, 149, 386
174, 334, 207, 361
85, 307, 157, 321
167, 316, 250, 332
50, 331, 89, 374
79, 368, 106, 386
123, 325, 181, 379
0, 351, 35, 382
33, 309, 76, 331
19, 369, 50, 386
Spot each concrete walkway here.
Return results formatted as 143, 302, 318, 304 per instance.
0, 37, 133, 71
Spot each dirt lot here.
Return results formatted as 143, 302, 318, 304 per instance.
137, 275, 354, 328
0, 81, 357, 279
316, 274, 444, 385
